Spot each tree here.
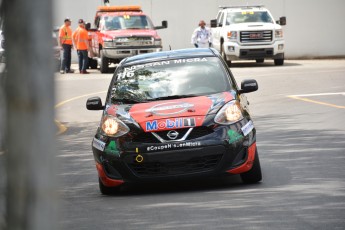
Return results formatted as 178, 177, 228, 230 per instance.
1, 0, 57, 229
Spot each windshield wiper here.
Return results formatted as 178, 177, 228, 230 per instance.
147, 94, 199, 101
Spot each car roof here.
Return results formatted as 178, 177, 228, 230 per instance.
122, 48, 218, 65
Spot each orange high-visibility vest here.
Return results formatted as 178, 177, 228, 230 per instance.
72, 26, 89, 50
59, 25, 73, 45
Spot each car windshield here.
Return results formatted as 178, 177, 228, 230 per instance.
109, 57, 231, 103
103, 15, 154, 30
226, 11, 273, 25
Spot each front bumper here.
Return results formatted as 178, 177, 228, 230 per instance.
103, 46, 162, 60
223, 40, 285, 60
92, 120, 256, 185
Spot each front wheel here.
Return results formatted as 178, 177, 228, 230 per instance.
240, 148, 262, 183
274, 58, 284, 66
99, 51, 109, 73
98, 178, 120, 195
221, 45, 231, 67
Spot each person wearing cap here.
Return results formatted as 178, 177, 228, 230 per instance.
191, 20, 213, 48
72, 19, 90, 74
59, 18, 74, 74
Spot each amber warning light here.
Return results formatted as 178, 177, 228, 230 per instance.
97, 5, 142, 12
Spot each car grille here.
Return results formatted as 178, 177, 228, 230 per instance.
132, 127, 214, 143
129, 154, 223, 177
240, 30, 272, 43
114, 36, 153, 46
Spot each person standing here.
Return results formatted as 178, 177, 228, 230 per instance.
191, 20, 213, 48
59, 18, 74, 74
72, 19, 89, 74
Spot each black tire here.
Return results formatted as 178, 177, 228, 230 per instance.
98, 178, 120, 195
240, 148, 262, 183
274, 58, 284, 66
221, 45, 231, 67
256, 59, 264, 63
99, 51, 109, 73
89, 58, 98, 69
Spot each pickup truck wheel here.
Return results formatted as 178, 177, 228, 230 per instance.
274, 58, 284, 66
89, 58, 98, 69
221, 45, 231, 67
100, 52, 109, 73
256, 59, 264, 63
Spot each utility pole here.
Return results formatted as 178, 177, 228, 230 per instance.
2, 0, 57, 229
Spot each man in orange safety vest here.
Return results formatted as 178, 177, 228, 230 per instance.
59, 18, 74, 74
72, 19, 90, 74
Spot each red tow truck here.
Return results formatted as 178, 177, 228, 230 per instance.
87, 5, 167, 73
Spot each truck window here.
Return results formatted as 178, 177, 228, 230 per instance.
219, 13, 224, 26
226, 11, 273, 25
103, 15, 154, 31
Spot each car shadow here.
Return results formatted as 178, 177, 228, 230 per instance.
230, 61, 301, 68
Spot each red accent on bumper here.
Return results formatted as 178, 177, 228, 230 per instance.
96, 162, 124, 187
227, 142, 256, 174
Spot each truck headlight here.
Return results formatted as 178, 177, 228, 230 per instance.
227, 31, 237, 40
214, 100, 243, 125
154, 38, 162, 46
101, 115, 130, 137
275, 29, 283, 38
103, 39, 114, 48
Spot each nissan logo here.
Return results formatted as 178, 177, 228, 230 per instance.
167, 130, 179, 140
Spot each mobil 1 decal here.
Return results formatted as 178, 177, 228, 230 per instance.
145, 117, 196, 132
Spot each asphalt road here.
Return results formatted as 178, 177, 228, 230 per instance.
1, 59, 345, 229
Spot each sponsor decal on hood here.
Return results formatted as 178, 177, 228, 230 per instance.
104, 92, 234, 132
126, 92, 234, 132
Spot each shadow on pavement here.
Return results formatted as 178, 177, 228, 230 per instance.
56, 115, 345, 229
230, 60, 301, 68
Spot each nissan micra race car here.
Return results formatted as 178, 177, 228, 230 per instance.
87, 48, 262, 194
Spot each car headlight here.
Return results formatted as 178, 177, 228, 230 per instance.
101, 115, 130, 137
227, 31, 237, 40
275, 29, 283, 38
214, 100, 243, 125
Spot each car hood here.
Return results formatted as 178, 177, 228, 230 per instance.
105, 92, 235, 132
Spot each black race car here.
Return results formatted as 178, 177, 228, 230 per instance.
87, 48, 262, 194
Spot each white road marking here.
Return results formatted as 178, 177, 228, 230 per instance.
290, 92, 345, 97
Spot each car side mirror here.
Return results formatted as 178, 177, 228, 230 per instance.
276, 16, 286, 25
86, 96, 104, 110
154, 20, 168, 30
239, 79, 258, 94
85, 23, 91, 30
210, 19, 217, 28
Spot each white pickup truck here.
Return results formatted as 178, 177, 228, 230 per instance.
211, 5, 286, 66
